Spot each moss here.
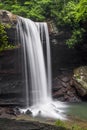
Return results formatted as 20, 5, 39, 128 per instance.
74, 66, 87, 90
0, 23, 16, 52
55, 119, 87, 130
55, 119, 66, 127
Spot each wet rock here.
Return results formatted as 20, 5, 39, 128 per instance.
62, 82, 67, 88
72, 66, 87, 97
52, 78, 62, 91
69, 96, 81, 102
6, 107, 17, 116
14, 107, 21, 115
38, 110, 41, 116
26, 110, 32, 115
0, 107, 18, 117
61, 76, 71, 83
53, 90, 64, 98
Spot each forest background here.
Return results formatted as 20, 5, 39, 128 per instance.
0, 0, 87, 49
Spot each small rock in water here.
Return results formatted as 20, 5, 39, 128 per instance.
38, 110, 41, 115
26, 110, 32, 115
14, 107, 20, 115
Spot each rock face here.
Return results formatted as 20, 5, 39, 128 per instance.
52, 72, 81, 102
72, 66, 87, 97
50, 19, 87, 102
0, 10, 26, 106
0, 49, 25, 106
0, 10, 17, 24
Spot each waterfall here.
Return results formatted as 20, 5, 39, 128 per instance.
17, 17, 66, 119
36, 22, 52, 99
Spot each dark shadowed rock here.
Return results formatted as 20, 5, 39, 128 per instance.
52, 74, 81, 102
61, 76, 70, 83
26, 110, 32, 115
0, 118, 68, 130
0, 107, 18, 117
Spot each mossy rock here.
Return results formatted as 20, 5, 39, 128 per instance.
0, 10, 18, 49
73, 66, 87, 96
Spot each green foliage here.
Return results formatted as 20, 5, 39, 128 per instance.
0, 23, 8, 49
60, 1, 77, 25
0, 23, 15, 51
75, 0, 87, 22
0, 0, 87, 47
11, 5, 28, 17
71, 124, 84, 130
66, 28, 85, 48
55, 119, 65, 127
0, 0, 52, 21
55, 120, 87, 130
58, 0, 87, 24
54, 0, 87, 47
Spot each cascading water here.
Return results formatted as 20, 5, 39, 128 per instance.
36, 22, 52, 98
17, 17, 66, 119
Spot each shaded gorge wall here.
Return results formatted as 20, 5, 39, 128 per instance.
50, 26, 87, 77
50, 24, 87, 102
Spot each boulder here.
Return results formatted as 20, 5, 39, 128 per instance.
72, 66, 87, 96
52, 74, 81, 102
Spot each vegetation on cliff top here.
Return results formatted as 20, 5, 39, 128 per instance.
0, 0, 87, 47
0, 23, 15, 51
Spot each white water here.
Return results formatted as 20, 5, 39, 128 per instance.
36, 22, 52, 98
17, 17, 67, 119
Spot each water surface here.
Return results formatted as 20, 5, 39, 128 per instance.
67, 102, 87, 121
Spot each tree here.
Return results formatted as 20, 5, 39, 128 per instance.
0, 0, 87, 47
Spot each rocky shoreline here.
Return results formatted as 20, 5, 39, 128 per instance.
0, 106, 87, 130
0, 118, 67, 130
0, 106, 68, 130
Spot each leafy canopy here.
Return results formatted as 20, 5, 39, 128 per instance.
0, 0, 87, 47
